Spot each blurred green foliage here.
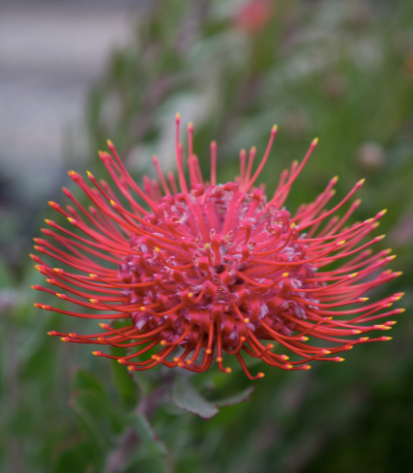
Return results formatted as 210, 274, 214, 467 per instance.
2, 0, 413, 471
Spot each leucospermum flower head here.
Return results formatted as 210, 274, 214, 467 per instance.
32, 115, 404, 380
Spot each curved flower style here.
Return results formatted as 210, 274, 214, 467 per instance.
32, 116, 403, 380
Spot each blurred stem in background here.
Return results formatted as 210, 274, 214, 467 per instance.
1, 0, 413, 472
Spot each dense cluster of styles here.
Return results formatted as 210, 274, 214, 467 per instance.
31, 115, 403, 379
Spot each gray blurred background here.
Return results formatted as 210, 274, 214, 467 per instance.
0, 0, 142, 203
0, 0, 147, 265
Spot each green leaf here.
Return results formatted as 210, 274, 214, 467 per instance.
52, 441, 100, 473
72, 391, 113, 452
213, 386, 256, 407
125, 457, 168, 473
72, 369, 105, 395
129, 412, 168, 457
71, 369, 123, 451
172, 376, 219, 419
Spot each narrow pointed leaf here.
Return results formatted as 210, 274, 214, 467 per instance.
213, 386, 256, 407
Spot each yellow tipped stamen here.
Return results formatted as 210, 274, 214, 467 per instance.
301, 336, 309, 341
338, 240, 346, 246
204, 243, 210, 249
110, 200, 116, 206
188, 292, 193, 298
358, 178, 365, 185
282, 272, 289, 277
155, 247, 160, 253
89, 299, 99, 304
360, 297, 369, 302
312, 137, 319, 146
304, 365, 311, 370
258, 372, 265, 378
244, 318, 250, 323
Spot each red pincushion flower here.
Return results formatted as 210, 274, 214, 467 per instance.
32, 115, 403, 380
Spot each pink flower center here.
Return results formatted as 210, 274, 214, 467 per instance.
119, 182, 318, 350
